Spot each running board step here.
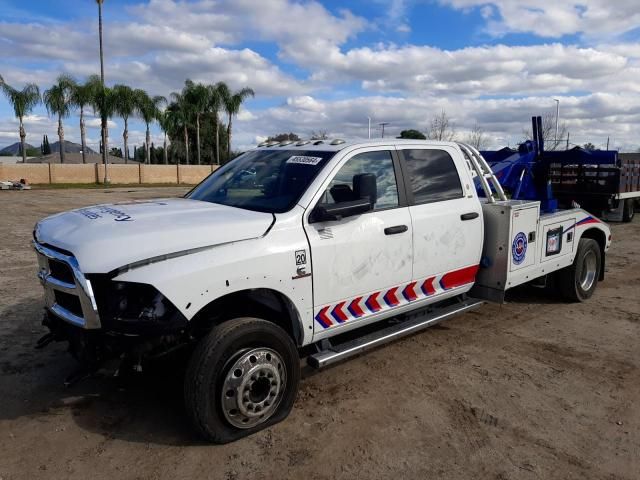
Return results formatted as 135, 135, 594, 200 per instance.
307, 298, 484, 369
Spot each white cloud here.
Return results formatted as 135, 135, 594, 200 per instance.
232, 93, 640, 152
304, 42, 637, 98
286, 96, 325, 112
85, 118, 118, 129
129, 0, 367, 64
236, 109, 256, 121
0, 0, 331, 97
439, 0, 640, 38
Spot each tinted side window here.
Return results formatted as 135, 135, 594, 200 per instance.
402, 149, 463, 204
324, 150, 399, 210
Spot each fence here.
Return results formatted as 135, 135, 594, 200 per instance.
0, 163, 218, 185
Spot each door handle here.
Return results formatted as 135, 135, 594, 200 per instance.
384, 225, 408, 235
460, 212, 479, 221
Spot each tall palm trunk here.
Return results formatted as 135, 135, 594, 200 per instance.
214, 113, 219, 165
57, 115, 65, 163
103, 124, 109, 164
227, 113, 232, 161
196, 113, 201, 165
145, 126, 151, 164
80, 107, 87, 163
184, 126, 189, 165
163, 132, 168, 164
19, 117, 26, 163
123, 117, 129, 164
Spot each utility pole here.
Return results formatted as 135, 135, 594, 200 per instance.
553, 99, 560, 149
566, 131, 570, 150
606, 136, 610, 151
367, 117, 371, 139
379, 122, 389, 139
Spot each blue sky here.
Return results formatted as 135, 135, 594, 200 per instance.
1, 0, 639, 154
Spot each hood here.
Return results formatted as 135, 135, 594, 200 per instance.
35, 198, 274, 273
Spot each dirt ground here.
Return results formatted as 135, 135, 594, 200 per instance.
0, 187, 638, 480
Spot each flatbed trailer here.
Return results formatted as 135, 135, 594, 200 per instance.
548, 152, 640, 222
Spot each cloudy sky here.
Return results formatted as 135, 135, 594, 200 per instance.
0, 0, 639, 153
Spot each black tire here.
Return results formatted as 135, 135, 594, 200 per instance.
184, 317, 300, 443
622, 198, 635, 222
558, 238, 601, 302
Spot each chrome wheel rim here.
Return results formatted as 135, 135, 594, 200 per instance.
221, 348, 286, 429
579, 250, 597, 291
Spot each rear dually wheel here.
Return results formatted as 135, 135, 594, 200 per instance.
558, 238, 602, 302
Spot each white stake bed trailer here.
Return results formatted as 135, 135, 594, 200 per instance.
32, 139, 611, 442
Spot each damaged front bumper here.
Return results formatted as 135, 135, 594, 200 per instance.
34, 240, 101, 329
34, 240, 189, 372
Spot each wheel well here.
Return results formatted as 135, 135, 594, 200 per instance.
188, 289, 304, 345
581, 228, 606, 281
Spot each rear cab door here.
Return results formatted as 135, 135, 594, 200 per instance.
396, 144, 483, 299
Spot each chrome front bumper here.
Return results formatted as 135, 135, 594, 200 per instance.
33, 241, 101, 329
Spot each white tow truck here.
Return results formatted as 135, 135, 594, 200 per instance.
33, 139, 611, 443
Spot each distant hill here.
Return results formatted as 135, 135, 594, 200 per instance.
49, 140, 96, 154
0, 140, 96, 156
25, 152, 141, 164
0, 142, 35, 155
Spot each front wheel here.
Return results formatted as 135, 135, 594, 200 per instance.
558, 238, 602, 302
184, 317, 300, 443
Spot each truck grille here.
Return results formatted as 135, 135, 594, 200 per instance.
33, 241, 101, 329
54, 290, 84, 318
49, 258, 75, 285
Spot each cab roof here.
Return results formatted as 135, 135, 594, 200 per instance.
253, 138, 462, 152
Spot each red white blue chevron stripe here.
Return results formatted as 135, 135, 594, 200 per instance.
314, 265, 479, 330
576, 215, 600, 226
564, 215, 601, 234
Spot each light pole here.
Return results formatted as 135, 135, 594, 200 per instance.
554, 98, 560, 149
379, 122, 389, 139
367, 117, 371, 139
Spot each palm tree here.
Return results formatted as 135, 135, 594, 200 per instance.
183, 80, 209, 165
169, 91, 192, 164
221, 86, 254, 161
207, 82, 224, 165
112, 84, 136, 163
0, 81, 41, 162
43, 74, 77, 163
89, 82, 115, 160
71, 78, 97, 163
134, 90, 164, 164
156, 108, 173, 164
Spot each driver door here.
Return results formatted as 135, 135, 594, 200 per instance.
304, 148, 413, 336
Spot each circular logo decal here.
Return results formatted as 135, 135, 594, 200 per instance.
512, 232, 528, 265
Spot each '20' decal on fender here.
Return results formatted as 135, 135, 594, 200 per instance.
512, 231, 528, 265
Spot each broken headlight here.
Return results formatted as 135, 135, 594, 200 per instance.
92, 279, 187, 334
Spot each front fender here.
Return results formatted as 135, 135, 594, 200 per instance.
114, 207, 315, 345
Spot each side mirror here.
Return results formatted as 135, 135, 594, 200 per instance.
310, 198, 373, 223
353, 173, 377, 208
309, 172, 377, 223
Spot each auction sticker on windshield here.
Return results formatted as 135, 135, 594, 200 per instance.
287, 156, 323, 165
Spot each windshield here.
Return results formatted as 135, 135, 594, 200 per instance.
186, 149, 336, 213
